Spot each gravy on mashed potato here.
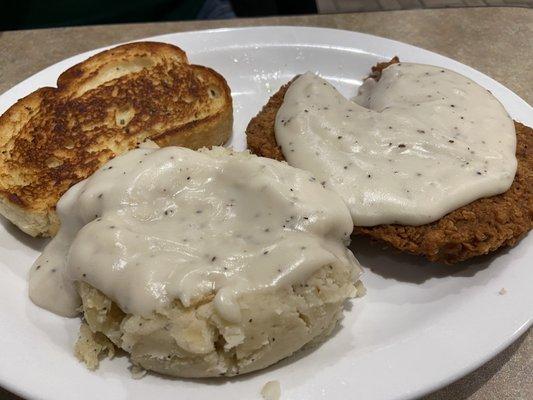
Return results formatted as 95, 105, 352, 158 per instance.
29, 147, 361, 323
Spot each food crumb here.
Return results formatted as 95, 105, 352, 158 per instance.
130, 365, 147, 379
261, 380, 281, 400
498, 288, 507, 295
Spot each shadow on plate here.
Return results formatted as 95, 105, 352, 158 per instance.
0, 216, 47, 252
350, 235, 508, 284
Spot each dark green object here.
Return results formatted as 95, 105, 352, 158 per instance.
1, 0, 205, 30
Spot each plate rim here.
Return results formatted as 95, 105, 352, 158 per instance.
0, 25, 531, 400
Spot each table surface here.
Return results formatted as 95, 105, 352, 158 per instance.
0, 7, 531, 400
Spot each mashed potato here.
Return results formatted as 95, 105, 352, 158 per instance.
29, 146, 364, 377
75, 261, 363, 377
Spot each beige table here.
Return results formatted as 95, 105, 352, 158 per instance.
0, 7, 531, 400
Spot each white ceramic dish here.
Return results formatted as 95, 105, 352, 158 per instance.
0, 26, 531, 400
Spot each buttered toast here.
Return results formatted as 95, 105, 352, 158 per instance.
0, 42, 233, 237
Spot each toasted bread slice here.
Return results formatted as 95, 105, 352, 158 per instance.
245, 60, 532, 264
0, 42, 233, 237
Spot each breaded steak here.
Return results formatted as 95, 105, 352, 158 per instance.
245, 61, 532, 264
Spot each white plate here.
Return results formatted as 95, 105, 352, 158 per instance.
0, 26, 531, 400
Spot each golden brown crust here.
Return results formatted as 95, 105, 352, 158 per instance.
0, 42, 232, 237
368, 56, 400, 80
246, 80, 292, 162
245, 67, 532, 264
354, 122, 532, 264
57, 42, 189, 94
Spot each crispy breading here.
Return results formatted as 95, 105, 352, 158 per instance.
354, 122, 532, 264
246, 80, 290, 161
245, 64, 532, 264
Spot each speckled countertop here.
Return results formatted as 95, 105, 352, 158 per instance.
0, 7, 531, 400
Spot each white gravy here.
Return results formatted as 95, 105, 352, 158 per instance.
275, 63, 517, 226
29, 147, 360, 322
